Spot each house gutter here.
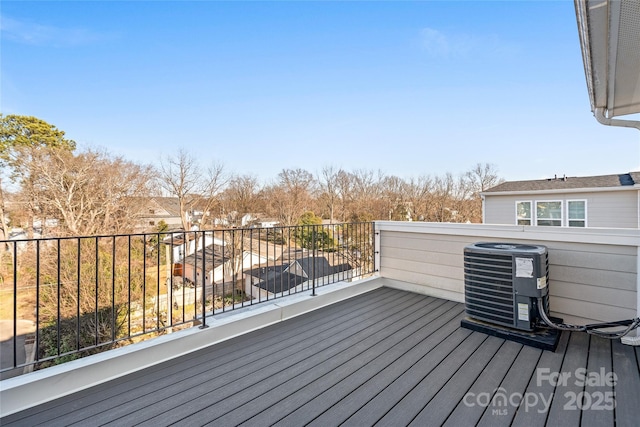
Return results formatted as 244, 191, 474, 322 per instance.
481, 185, 636, 198
596, 111, 640, 347
594, 108, 640, 131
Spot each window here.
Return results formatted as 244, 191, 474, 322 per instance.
515, 199, 588, 227
516, 201, 532, 225
536, 201, 562, 226
567, 200, 586, 227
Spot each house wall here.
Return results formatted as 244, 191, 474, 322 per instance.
182, 263, 210, 287
483, 189, 639, 228
376, 221, 639, 326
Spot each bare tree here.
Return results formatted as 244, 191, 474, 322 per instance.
22, 147, 153, 235
462, 163, 503, 223
158, 150, 201, 232
465, 163, 503, 193
334, 169, 354, 222
430, 173, 456, 222
404, 175, 434, 221
157, 149, 227, 231
0, 177, 10, 247
380, 175, 409, 220
221, 174, 262, 225
317, 166, 341, 224
348, 169, 384, 221
266, 168, 317, 226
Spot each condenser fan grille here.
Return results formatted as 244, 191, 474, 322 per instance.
464, 252, 516, 326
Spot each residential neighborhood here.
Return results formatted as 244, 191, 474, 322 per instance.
2, 0, 640, 425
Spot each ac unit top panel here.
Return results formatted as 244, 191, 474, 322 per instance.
466, 242, 547, 256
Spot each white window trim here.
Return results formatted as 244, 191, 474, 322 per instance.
535, 200, 563, 227
567, 199, 588, 227
515, 200, 532, 226
515, 199, 588, 227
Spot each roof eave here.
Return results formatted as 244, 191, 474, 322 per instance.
482, 185, 639, 197
575, 0, 640, 122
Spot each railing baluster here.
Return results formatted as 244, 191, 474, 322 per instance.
57, 239, 61, 357
200, 231, 207, 328
95, 237, 99, 346
142, 236, 146, 333
76, 238, 80, 352
156, 231, 160, 330
35, 240, 40, 365
12, 241, 18, 369
311, 225, 316, 296
180, 232, 186, 323
287, 227, 291, 295
112, 237, 116, 343
221, 229, 226, 313
168, 233, 173, 326
127, 235, 131, 338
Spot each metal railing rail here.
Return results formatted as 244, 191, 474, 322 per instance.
0, 222, 375, 375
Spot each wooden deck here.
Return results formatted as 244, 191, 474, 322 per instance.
2, 287, 639, 426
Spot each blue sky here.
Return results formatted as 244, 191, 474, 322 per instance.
2, 0, 639, 184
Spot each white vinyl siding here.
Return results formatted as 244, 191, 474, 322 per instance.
377, 222, 638, 325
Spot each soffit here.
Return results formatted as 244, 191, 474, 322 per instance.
575, 0, 640, 118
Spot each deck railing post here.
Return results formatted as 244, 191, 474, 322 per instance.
199, 231, 208, 329
311, 225, 317, 296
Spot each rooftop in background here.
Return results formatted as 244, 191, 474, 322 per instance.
483, 171, 640, 193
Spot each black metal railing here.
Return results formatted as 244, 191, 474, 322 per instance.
0, 222, 376, 376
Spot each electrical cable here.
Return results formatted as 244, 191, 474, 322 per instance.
536, 297, 640, 339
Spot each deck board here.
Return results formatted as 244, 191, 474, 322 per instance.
131, 292, 430, 426
476, 342, 543, 427
442, 339, 524, 427
303, 303, 464, 427
612, 339, 640, 427
197, 294, 440, 426
110, 289, 420, 425
582, 336, 613, 427
511, 330, 570, 427
546, 332, 590, 427
409, 335, 504, 426
247, 299, 460, 427
2, 287, 639, 427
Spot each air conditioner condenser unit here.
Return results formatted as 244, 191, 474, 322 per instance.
463, 242, 549, 332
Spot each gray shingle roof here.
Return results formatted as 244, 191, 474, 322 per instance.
483, 172, 639, 193
151, 197, 182, 216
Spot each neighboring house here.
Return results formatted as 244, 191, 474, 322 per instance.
241, 213, 279, 228
163, 232, 222, 262
177, 243, 229, 290
482, 172, 640, 228
210, 213, 279, 229
251, 218, 279, 228
138, 197, 183, 231
7, 228, 42, 253
176, 235, 281, 297
244, 254, 352, 298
